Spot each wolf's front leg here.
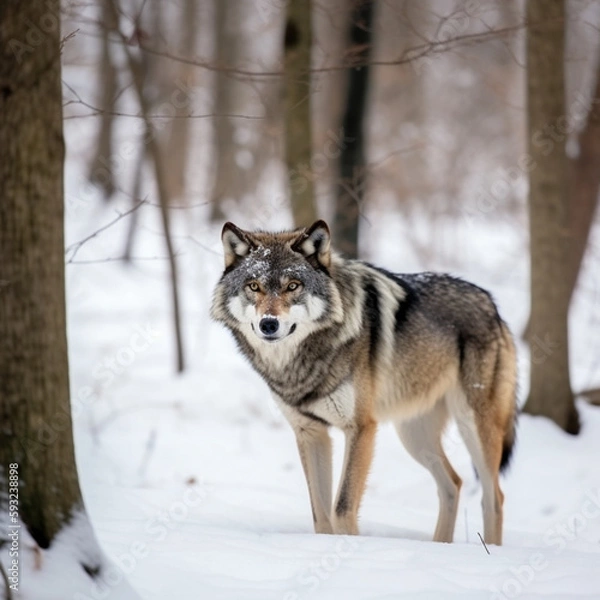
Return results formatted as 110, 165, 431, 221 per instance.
333, 420, 377, 535
294, 423, 333, 534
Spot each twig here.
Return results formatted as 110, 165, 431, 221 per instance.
477, 532, 491, 555
62, 80, 262, 121
65, 200, 146, 263
60, 28, 80, 53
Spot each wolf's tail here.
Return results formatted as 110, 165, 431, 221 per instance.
500, 409, 517, 473
498, 321, 518, 474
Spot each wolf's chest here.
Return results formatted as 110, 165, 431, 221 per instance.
302, 381, 356, 428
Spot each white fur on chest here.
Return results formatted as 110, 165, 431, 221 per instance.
307, 381, 356, 428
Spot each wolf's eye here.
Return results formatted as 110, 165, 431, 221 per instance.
286, 281, 301, 292
248, 282, 260, 292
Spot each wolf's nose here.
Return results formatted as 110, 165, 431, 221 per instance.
259, 317, 279, 336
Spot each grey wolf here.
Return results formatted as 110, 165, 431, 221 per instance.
211, 220, 517, 545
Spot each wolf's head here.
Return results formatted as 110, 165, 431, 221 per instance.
211, 221, 344, 349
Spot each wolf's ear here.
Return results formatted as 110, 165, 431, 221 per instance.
291, 220, 331, 270
221, 222, 255, 270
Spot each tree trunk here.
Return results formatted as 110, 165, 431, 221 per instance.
522, 48, 600, 343
523, 0, 579, 434
0, 0, 85, 548
210, 0, 244, 222
565, 57, 600, 302
284, 0, 317, 227
86, 0, 118, 200
164, 0, 197, 202
112, 0, 186, 373
333, 0, 374, 258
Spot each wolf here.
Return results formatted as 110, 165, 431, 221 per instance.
211, 220, 517, 545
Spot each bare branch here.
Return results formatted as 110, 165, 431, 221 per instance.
60, 28, 79, 53
62, 82, 263, 121
65, 199, 146, 264
137, 20, 531, 78
72, 14, 536, 82
67, 255, 172, 265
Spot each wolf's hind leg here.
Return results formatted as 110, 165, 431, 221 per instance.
449, 392, 505, 546
395, 400, 461, 543
294, 422, 334, 534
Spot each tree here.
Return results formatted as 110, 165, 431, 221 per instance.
86, 0, 118, 200
566, 55, 600, 312
523, 0, 580, 434
0, 0, 83, 549
284, 0, 317, 227
0, 2, 139, 594
210, 0, 247, 222
333, 0, 374, 258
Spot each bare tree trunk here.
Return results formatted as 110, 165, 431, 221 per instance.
0, 0, 83, 548
87, 0, 118, 200
111, 0, 186, 373
210, 0, 243, 222
523, 45, 600, 342
123, 148, 145, 261
284, 0, 317, 227
523, 0, 579, 434
566, 57, 600, 301
333, 0, 374, 258
164, 0, 197, 201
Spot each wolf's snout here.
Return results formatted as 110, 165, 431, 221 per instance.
259, 317, 279, 336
